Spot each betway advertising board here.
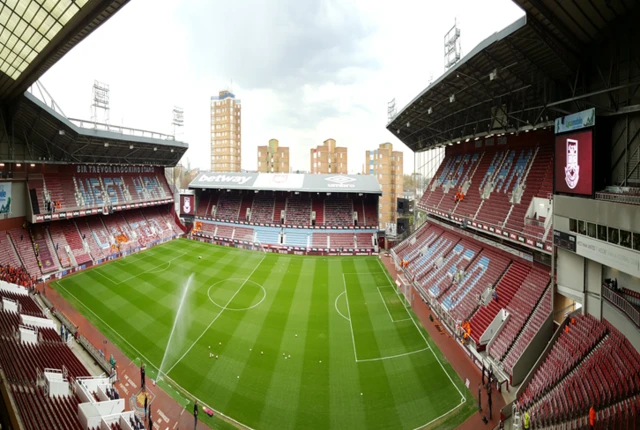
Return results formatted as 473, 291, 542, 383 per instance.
189, 172, 382, 194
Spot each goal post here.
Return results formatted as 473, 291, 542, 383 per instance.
395, 273, 413, 309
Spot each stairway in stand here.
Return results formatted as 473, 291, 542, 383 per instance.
8, 229, 41, 277
469, 262, 530, 345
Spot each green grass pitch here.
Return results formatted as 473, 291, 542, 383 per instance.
52, 239, 475, 429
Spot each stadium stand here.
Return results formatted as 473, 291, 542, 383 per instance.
8, 229, 41, 277
30, 169, 173, 215
273, 195, 286, 223
312, 198, 324, 225
488, 268, 550, 363
238, 194, 254, 222
515, 316, 640, 429
418, 134, 554, 250
324, 197, 354, 226
363, 198, 378, 227
31, 225, 60, 273
0, 231, 24, 269
285, 195, 312, 226
198, 192, 379, 229
312, 232, 329, 248
250, 194, 275, 224
48, 222, 74, 268
215, 193, 243, 220
0, 281, 137, 430
469, 262, 530, 344
75, 218, 106, 262
502, 287, 552, 374
393, 220, 553, 379
354, 232, 374, 248
196, 190, 217, 218
254, 225, 281, 245
444, 251, 511, 323
285, 229, 310, 248
235, 226, 255, 242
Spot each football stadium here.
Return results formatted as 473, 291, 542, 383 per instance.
1, 1, 640, 430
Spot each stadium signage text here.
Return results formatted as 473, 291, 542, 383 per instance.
197, 174, 253, 185
554, 108, 595, 134
75, 164, 156, 174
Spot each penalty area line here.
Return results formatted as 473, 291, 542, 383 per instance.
356, 346, 430, 363
376, 257, 467, 403
54, 283, 257, 430
342, 274, 359, 362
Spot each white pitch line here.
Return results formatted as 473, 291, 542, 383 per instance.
93, 269, 118, 285
114, 251, 189, 285
53, 282, 256, 430
163, 253, 268, 377
334, 291, 350, 321
377, 287, 396, 323
356, 346, 430, 363
342, 272, 386, 275
342, 274, 359, 362
376, 257, 467, 403
411, 401, 466, 430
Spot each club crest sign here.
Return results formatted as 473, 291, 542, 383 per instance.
180, 195, 195, 216
564, 139, 579, 189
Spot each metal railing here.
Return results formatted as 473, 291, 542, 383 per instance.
77, 334, 111, 373
524, 218, 545, 228
602, 285, 640, 328
417, 203, 551, 249
68, 118, 177, 141
595, 192, 640, 206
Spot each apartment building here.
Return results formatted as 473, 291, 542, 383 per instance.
257, 139, 290, 173
365, 142, 403, 225
210, 90, 241, 172
310, 138, 348, 174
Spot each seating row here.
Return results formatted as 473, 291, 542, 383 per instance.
31, 172, 171, 214
197, 192, 378, 227
418, 139, 554, 242
0, 207, 181, 278
393, 221, 551, 375
516, 316, 640, 429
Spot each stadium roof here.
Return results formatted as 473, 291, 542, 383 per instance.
388, 0, 640, 152
189, 172, 382, 195
5, 91, 187, 166
0, 0, 129, 102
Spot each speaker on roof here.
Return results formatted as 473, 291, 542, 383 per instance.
397, 217, 409, 235
397, 198, 409, 214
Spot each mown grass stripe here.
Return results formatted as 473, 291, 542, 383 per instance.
50, 241, 474, 430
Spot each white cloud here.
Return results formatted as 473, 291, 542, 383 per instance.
40, 0, 524, 174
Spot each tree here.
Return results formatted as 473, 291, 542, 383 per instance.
403, 174, 418, 192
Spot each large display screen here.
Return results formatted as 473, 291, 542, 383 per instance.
554, 130, 593, 196
180, 194, 195, 216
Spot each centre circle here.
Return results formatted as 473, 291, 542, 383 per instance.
207, 278, 266, 311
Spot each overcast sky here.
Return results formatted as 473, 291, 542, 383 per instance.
39, 0, 524, 174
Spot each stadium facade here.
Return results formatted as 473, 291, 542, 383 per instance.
387, 2, 640, 428
0, 1, 640, 430
187, 171, 382, 255
0, 1, 191, 428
